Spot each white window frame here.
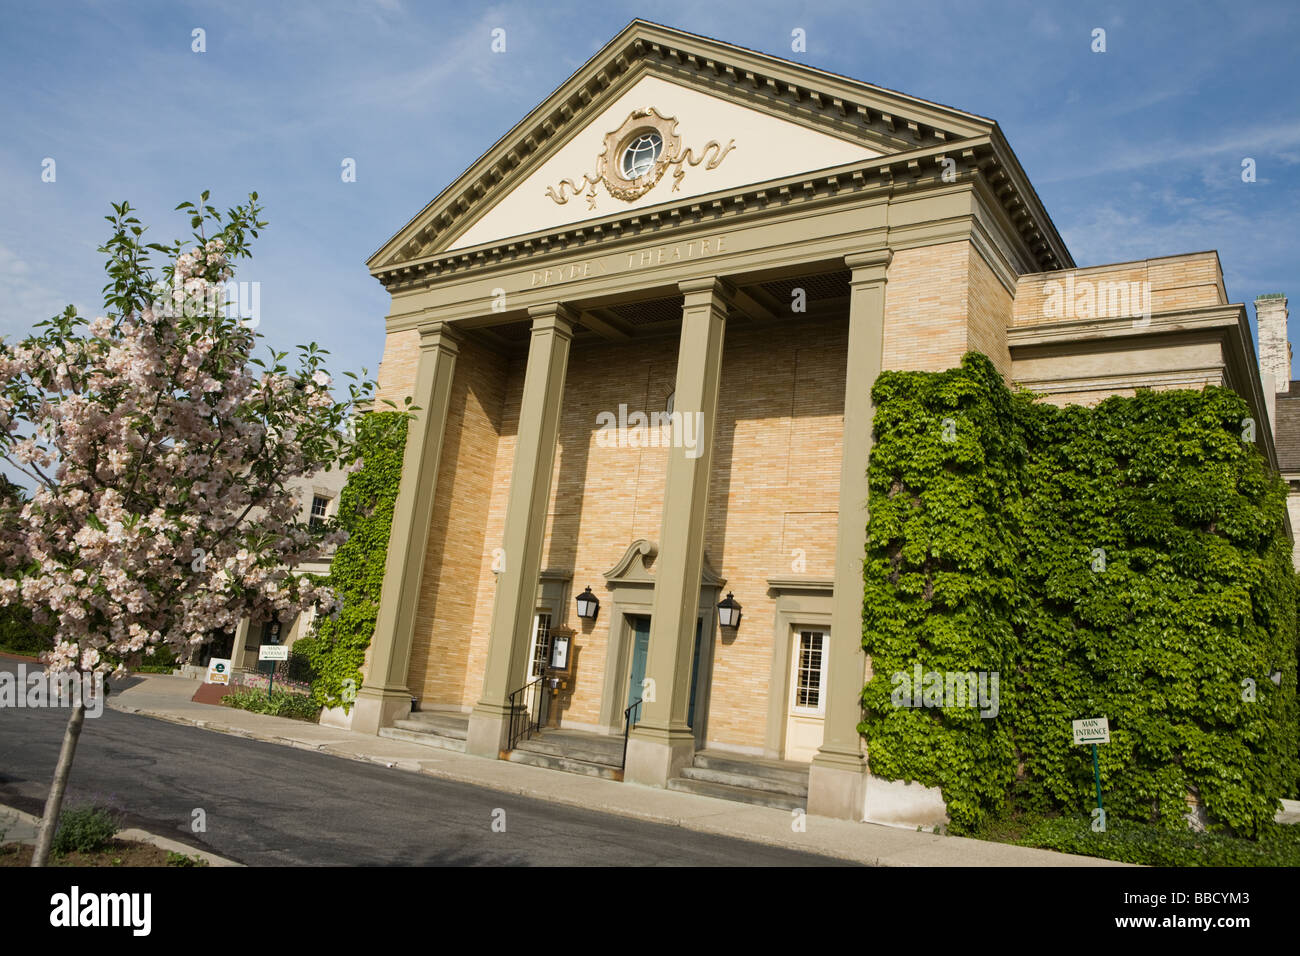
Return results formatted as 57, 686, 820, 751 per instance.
791, 629, 829, 716
526, 610, 553, 680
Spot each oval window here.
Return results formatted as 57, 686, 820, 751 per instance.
620, 131, 663, 179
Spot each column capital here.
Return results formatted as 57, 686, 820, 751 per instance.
845, 249, 893, 284
678, 276, 735, 306
526, 302, 579, 336
418, 320, 463, 352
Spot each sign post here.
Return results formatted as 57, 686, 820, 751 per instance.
258, 644, 289, 699
1072, 717, 1110, 829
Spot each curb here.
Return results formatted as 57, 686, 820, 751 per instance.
0, 803, 242, 868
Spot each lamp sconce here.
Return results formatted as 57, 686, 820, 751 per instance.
576, 585, 600, 621
717, 591, 742, 629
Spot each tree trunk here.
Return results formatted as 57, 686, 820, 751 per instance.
31, 701, 86, 867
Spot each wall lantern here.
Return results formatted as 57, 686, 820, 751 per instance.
717, 592, 742, 628
576, 585, 600, 621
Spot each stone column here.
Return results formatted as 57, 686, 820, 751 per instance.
231, 617, 250, 670
352, 322, 462, 735
807, 250, 890, 819
624, 278, 730, 787
466, 305, 575, 757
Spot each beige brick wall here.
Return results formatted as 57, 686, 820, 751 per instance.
403, 339, 509, 709
967, 246, 1014, 379
880, 241, 1012, 379
375, 328, 420, 406
702, 319, 845, 747
881, 242, 969, 373
1012, 252, 1225, 326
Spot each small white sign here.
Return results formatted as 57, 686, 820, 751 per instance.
1072, 717, 1110, 745
205, 659, 232, 685
258, 645, 289, 662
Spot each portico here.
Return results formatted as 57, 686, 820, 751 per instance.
352, 19, 1085, 822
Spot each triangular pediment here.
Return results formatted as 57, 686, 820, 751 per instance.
447, 73, 883, 251
369, 20, 996, 271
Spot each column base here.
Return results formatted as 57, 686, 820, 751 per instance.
350, 685, 412, 736
623, 725, 695, 787
807, 752, 869, 821
466, 705, 512, 758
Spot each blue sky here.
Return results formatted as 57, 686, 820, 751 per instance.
1, 0, 1298, 392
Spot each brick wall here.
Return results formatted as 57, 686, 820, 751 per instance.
403, 339, 509, 709
1012, 252, 1225, 326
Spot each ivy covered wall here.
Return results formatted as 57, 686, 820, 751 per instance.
296, 411, 408, 712
860, 352, 1300, 835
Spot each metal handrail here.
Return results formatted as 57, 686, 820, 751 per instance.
507, 675, 546, 751
621, 698, 643, 769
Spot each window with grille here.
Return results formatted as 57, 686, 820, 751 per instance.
530, 613, 553, 678
310, 495, 329, 529
795, 630, 826, 711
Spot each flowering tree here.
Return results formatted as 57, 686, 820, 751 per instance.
0, 193, 400, 865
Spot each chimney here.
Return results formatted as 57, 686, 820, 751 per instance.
1257, 294, 1290, 436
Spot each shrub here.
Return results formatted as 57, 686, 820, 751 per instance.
52, 805, 121, 855
222, 688, 321, 721
1018, 814, 1300, 867
166, 851, 209, 867
0, 600, 55, 657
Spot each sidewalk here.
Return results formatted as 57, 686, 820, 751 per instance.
104, 672, 1123, 867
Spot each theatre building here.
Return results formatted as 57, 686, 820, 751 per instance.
344, 20, 1283, 824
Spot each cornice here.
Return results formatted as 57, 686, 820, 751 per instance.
372, 136, 1064, 296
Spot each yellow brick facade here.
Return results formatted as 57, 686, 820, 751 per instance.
371, 242, 1257, 753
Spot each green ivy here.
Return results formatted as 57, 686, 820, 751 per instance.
859, 353, 1023, 831
1018, 815, 1300, 866
294, 411, 408, 712
861, 352, 1300, 836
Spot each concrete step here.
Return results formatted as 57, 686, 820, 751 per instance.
507, 747, 623, 781
691, 751, 810, 789
680, 765, 808, 798
378, 726, 467, 753
513, 733, 625, 767
667, 776, 806, 811
398, 712, 468, 738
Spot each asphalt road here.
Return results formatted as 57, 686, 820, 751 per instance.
0, 662, 851, 866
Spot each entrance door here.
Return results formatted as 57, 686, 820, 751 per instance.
783, 629, 829, 762
626, 616, 650, 724
523, 612, 552, 723
626, 616, 703, 730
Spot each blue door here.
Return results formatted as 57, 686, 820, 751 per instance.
627, 616, 651, 721
687, 617, 703, 731
627, 616, 704, 730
